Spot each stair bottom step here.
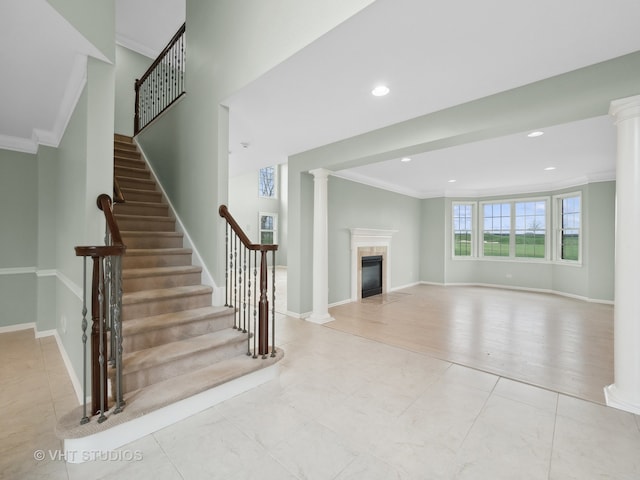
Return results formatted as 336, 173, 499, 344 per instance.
56, 348, 284, 462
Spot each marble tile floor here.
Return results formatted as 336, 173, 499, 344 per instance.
2, 316, 640, 480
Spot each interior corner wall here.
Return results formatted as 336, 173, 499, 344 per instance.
0, 149, 38, 328
115, 45, 153, 136
37, 146, 60, 332
585, 181, 616, 301
327, 176, 422, 305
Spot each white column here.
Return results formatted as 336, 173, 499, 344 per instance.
307, 168, 334, 324
605, 95, 640, 415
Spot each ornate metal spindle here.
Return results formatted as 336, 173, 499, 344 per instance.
238, 243, 243, 332
80, 257, 89, 425
252, 250, 258, 359
224, 223, 229, 307
97, 258, 107, 423
271, 250, 276, 357
242, 246, 247, 333
258, 250, 269, 359
233, 233, 238, 329
246, 250, 252, 356
113, 255, 125, 414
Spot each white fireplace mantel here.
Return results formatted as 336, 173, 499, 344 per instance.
350, 228, 397, 301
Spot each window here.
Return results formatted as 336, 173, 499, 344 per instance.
259, 166, 276, 198
453, 203, 475, 257
482, 202, 511, 257
259, 213, 277, 244
480, 198, 548, 259
555, 193, 581, 262
514, 200, 546, 258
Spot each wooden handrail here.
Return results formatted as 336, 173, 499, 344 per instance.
113, 178, 126, 204
136, 23, 185, 88
218, 204, 278, 252
134, 23, 186, 135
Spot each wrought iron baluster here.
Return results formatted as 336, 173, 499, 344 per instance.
253, 250, 257, 359
246, 250, 252, 356
97, 258, 107, 423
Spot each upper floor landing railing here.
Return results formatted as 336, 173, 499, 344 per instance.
134, 23, 186, 135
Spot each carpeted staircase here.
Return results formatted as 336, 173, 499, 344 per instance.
112, 134, 246, 394
55, 136, 282, 456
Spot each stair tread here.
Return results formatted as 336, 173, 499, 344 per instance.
123, 265, 201, 279
123, 284, 212, 305
121, 231, 182, 238
124, 247, 191, 256
122, 305, 233, 336
122, 328, 247, 374
116, 213, 174, 221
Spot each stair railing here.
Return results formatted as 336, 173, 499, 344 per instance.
219, 205, 278, 359
74, 194, 126, 424
134, 23, 186, 135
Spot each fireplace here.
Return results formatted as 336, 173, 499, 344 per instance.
350, 228, 396, 301
361, 255, 383, 298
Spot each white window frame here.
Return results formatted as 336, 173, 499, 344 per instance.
258, 166, 277, 199
553, 192, 582, 265
452, 202, 477, 258
258, 212, 277, 245
479, 196, 550, 261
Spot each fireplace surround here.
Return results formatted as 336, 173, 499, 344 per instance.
350, 228, 396, 301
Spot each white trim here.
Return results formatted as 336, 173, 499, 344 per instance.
52, 330, 85, 405
0, 55, 88, 154
134, 140, 221, 303
0, 267, 36, 275
350, 228, 397, 302
0, 325, 84, 404
335, 169, 615, 200
57, 270, 83, 300
0, 322, 36, 334
419, 280, 613, 305
116, 36, 158, 60
0, 134, 38, 154
36, 269, 57, 277
63, 363, 280, 463
604, 384, 640, 415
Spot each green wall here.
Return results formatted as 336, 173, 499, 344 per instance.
0, 149, 38, 328
115, 45, 152, 136
327, 176, 422, 306
435, 181, 615, 302
136, 0, 375, 302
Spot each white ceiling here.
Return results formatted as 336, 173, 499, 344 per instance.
224, 0, 640, 196
3, 0, 640, 198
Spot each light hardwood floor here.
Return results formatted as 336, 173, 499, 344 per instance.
327, 284, 614, 405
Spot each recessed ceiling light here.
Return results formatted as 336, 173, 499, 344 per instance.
372, 85, 390, 97
544, 166, 556, 171
528, 131, 544, 138
448, 179, 457, 183
401, 157, 411, 162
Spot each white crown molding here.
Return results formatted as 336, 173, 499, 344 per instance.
116, 34, 158, 60
335, 166, 616, 200
0, 135, 38, 154
0, 55, 88, 155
